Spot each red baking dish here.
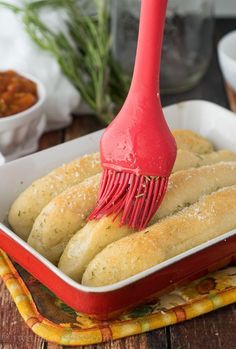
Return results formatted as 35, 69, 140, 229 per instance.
1, 100, 236, 320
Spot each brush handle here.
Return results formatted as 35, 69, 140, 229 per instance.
130, 0, 167, 96
100, 0, 176, 177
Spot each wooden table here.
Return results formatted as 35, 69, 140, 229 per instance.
1, 19, 236, 349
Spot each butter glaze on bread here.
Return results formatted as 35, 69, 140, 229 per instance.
8, 153, 101, 240
82, 185, 236, 286
59, 162, 236, 281
172, 130, 214, 154
28, 174, 101, 264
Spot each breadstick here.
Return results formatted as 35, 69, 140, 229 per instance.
8, 152, 101, 240
154, 161, 236, 220
82, 185, 236, 286
28, 174, 101, 264
173, 149, 236, 172
172, 130, 214, 154
59, 161, 236, 281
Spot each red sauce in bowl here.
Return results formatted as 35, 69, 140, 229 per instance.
0, 70, 38, 118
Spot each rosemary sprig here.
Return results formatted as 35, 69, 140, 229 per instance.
0, 0, 130, 124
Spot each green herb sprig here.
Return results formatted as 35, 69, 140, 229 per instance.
0, 0, 130, 124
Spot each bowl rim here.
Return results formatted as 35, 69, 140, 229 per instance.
0, 70, 46, 123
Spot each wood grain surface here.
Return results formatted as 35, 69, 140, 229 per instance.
225, 83, 236, 113
1, 18, 236, 349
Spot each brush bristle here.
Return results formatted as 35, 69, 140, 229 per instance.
88, 169, 169, 230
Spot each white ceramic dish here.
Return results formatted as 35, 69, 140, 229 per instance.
218, 30, 236, 92
0, 71, 46, 158
0, 100, 236, 318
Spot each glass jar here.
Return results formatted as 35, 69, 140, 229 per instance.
111, 0, 214, 94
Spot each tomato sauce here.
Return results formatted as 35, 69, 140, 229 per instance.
0, 70, 38, 117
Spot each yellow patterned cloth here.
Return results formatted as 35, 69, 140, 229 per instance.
0, 249, 236, 346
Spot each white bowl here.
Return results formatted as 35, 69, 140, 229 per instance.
218, 30, 236, 92
0, 72, 46, 158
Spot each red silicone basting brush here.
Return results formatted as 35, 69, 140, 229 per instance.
89, 0, 177, 230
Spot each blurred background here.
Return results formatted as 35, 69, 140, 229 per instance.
0, 0, 236, 160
